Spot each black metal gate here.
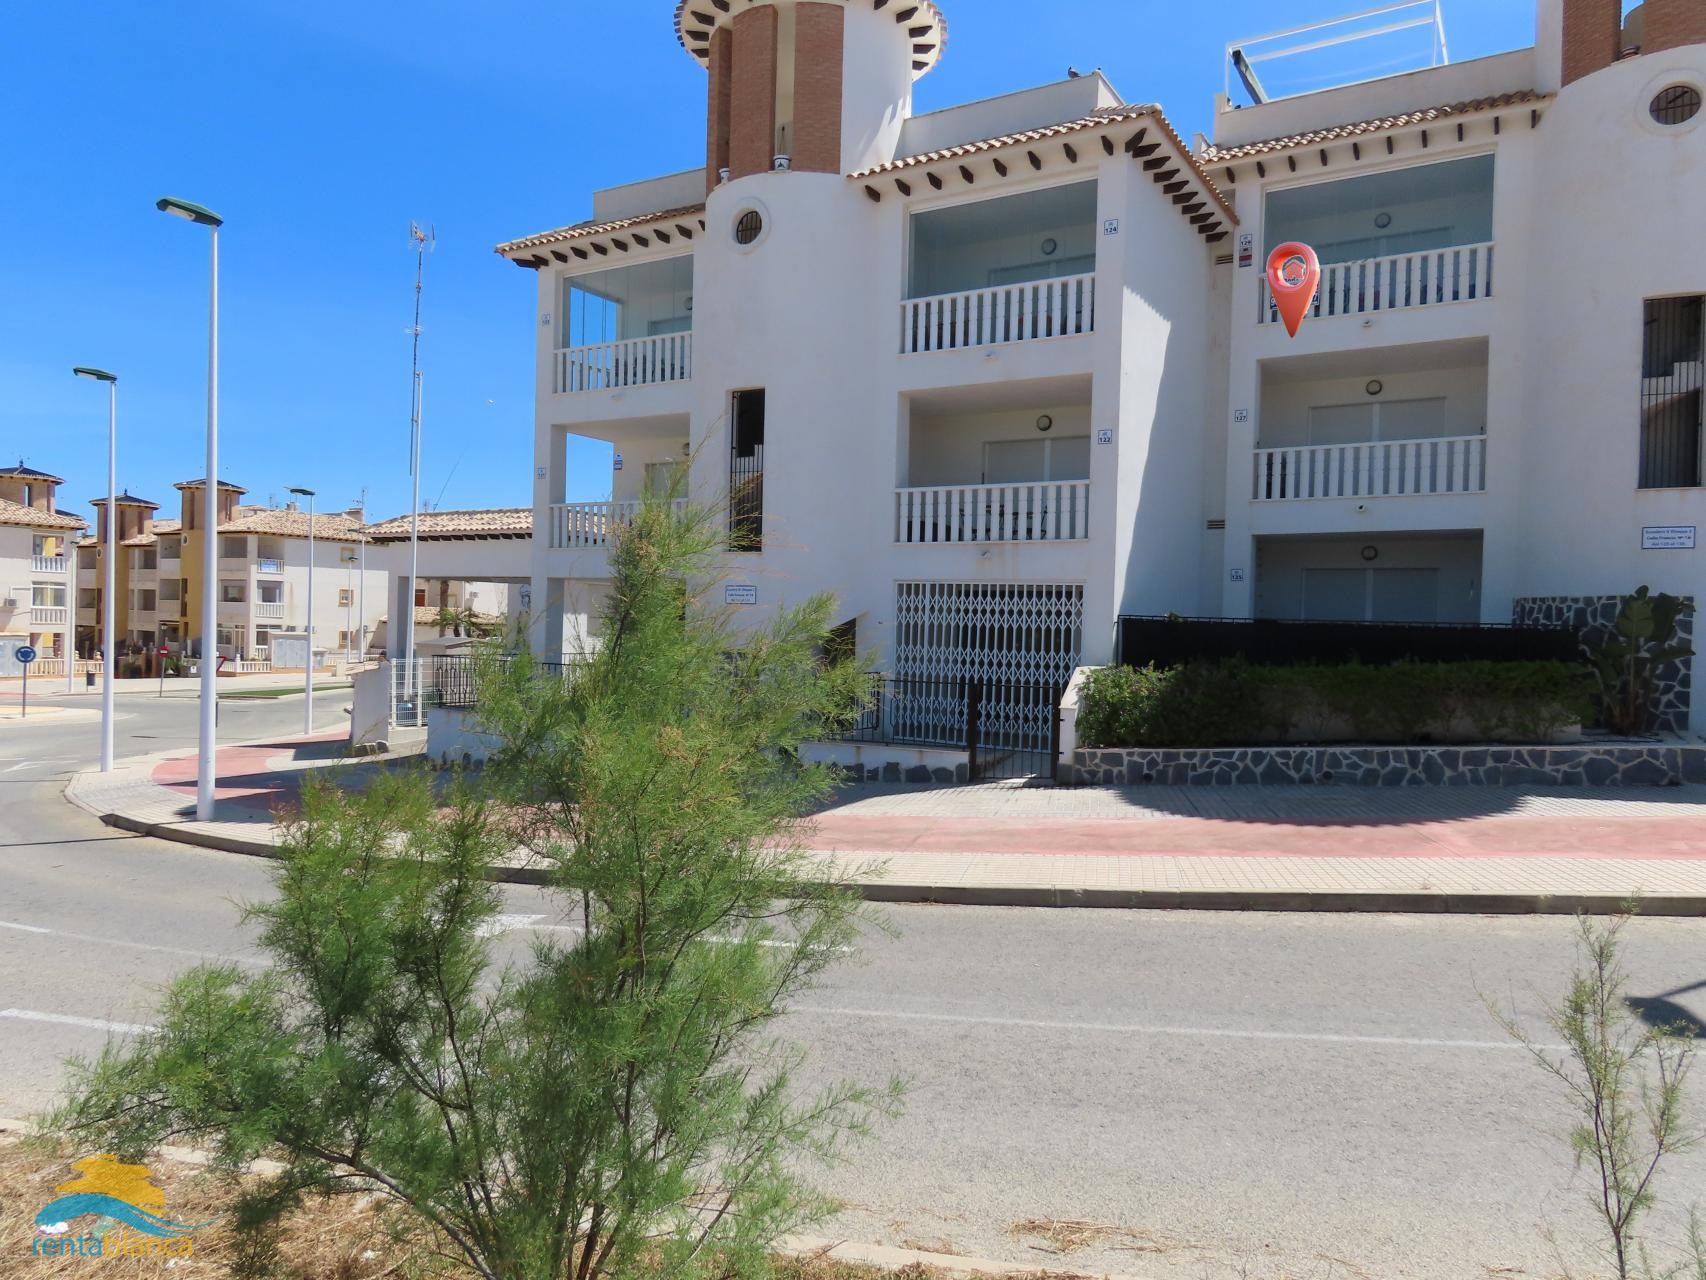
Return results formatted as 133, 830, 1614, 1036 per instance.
967, 679, 1061, 783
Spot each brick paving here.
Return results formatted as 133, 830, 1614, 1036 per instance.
62, 741, 1706, 911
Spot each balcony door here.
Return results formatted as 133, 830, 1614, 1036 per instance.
983, 436, 1090, 484
1307, 398, 1451, 446
1301, 567, 1440, 623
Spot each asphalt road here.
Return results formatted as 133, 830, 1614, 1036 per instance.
2, 693, 1704, 1279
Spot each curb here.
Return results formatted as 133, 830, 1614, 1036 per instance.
81, 811, 1706, 915
859, 881, 1706, 916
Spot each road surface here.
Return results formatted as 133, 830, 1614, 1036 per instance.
2, 689, 1702, 1278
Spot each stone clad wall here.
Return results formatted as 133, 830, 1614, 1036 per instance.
1069, 744, 1706, 788
1512, 594, 1695, 732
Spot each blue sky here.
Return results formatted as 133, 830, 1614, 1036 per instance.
0, 0, 1536, 526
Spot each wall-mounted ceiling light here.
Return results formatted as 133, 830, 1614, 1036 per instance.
1036, 414, 1054, 433
1365, 379, 1384, 397
1374, 212, 1393, 229
1040, 238, 1059, 256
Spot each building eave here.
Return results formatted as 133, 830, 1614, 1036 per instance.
852, 103, 1238, 238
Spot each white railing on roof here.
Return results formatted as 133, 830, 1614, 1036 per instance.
1252, 434, 1486, 500
554, 333, 693, 394
895, 481, 1091, 544
1258, 243, 1493, 325
902, 273, 1096, 355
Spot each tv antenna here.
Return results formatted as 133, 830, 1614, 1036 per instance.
403, 221, 435, 694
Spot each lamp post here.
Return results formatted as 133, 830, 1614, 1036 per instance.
72, 367, 117, 772
156, 196, 224, 822
288, 487, 316, 734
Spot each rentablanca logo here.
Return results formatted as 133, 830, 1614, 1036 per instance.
29, 1154, 220, 1260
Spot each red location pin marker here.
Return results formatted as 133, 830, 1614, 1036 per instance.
1266, 242, 1322, 338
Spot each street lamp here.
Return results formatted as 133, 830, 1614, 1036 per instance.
72, 367, 117, 772
287, 487, 315, 734
156, 195, 224, 822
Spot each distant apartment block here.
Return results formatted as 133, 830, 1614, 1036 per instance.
0, 463, 84, 674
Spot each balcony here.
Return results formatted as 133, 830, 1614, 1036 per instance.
30, 606, 68, 626
548, 498, 688, 550
31, 555, 66, 574
1257, 244, 1493, 327
553, 334, 693, 395
901, 274, 1096, 355
254, 601, 286, 621
1253, 435, 1486, 501
896, 481, 1091, 544
257, 559, 284, 575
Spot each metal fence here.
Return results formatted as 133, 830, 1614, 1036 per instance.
829, 674, 1061, 781
1114, 615, 1581, 670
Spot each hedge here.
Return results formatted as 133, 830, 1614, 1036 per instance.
1076, 659, 1596, 749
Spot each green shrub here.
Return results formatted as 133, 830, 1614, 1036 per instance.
1077, 659, 1594, 749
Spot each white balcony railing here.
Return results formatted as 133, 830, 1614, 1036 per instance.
1258, 243, 1494, 325
30, 606, 69, 626
1252, 435, 1487, 501
548, 499, 688, 550
31, 555, 67, 574
895, 480, 1091, 544
554, 333, 693, 394
257, 559, 284, 575
254, 601, 286, 621
902, 272, 1096, 355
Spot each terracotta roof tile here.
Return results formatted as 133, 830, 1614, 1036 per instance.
673, 0, 948, 80
217, 510, 369, 542
1198, 90, 1549, 164
364, 508, 533, 541
852, 103, 1238, 227
0, 462, 65, 484
0, 498, 86, 531
497, 206, 706, 257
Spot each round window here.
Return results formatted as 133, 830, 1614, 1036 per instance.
1650, 84, 1703, 126
734, 210, 764, 246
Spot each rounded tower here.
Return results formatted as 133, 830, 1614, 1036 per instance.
677, 0, 946, 188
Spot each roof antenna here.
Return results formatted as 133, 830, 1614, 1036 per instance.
403, 221, 435, 697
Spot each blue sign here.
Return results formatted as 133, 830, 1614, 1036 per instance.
15, 646, 36, 664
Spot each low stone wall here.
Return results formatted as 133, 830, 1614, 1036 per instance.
1069, 743, 1706, 787
803, 741, 970, 785
1513, 594, 1695, 733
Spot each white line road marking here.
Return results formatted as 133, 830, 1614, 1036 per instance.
0, 759, 76, 775
790, 1005, 1548, 1053
0, 1009, 154, 1035
0, 919, 267, 966
476, 913, 547, 938
483, 918, 848, 952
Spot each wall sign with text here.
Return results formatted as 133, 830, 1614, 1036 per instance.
1641, 525, 1697, 550
724, 584, 757, 606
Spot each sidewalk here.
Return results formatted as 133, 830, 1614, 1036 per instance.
63, 737, 1706, 914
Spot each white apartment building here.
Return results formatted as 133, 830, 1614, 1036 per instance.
0, 463, 83, 674
501, 0, 1706, 748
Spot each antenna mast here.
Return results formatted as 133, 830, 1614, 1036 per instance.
403, 221, 434, 697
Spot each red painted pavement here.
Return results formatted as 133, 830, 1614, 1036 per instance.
151, 733, 348, 814
803, 813, 1706, 861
